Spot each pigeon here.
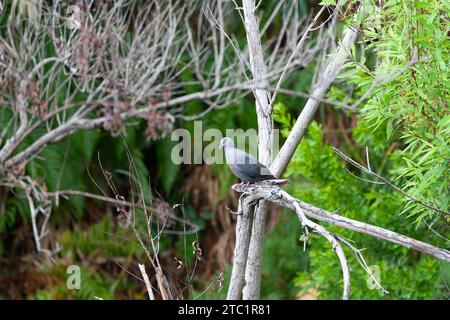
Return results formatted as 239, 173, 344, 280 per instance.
219, 137, 276, 183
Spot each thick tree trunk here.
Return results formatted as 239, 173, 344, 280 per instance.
241, 0, 273, 300
228, 2, 360, 300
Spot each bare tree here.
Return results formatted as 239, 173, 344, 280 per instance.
1, 0, 446, 300
226, 0, 449, 300
0, 0, 323, 296
231, 181, 449, 298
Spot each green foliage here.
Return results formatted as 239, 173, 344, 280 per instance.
0, 196, 29, 234
260, 214, 309, 299
338, 0, 449, 224
1, 0, 447, 301
32, 263, 139, 300
154, 138, 180, 194
273, 102, 293, 137
28, 130, 102, 217
30, 216, 146, 300
59, 217, 144, 258
274, 116, 448, 299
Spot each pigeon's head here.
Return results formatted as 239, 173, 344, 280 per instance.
219, 137, 234, 149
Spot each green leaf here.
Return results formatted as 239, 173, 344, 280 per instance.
155, 138, 180, 194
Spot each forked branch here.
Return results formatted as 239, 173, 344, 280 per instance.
231, 181, 450, 298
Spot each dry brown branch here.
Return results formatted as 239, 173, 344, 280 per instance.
44, 189, 200, 235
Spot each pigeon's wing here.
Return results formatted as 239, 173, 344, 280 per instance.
234, 149, 258, 165
234, 149, 275, 180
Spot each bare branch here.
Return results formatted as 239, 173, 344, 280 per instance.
232, 182, 450, 262
238, 0, 273, 300
44, 189, 200, 235
271, 23, 360, 178
292, 200, 351, 299
335, 235, 389, 295
138, 263, 156, 300
333, 147, 450, 217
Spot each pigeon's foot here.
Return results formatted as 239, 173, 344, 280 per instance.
237, 181, 251, 188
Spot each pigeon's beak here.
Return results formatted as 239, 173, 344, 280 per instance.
219, 141, 224, 149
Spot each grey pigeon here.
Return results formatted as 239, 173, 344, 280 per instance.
219, 137, 276, 183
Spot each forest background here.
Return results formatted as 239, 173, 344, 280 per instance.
0, 0, 448, 300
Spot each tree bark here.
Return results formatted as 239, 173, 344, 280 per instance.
232, 182, 450, 262
226, 200, 254, 299
271, 25, 359, 177
240, 0, 273, 300
228, 3, 360, 300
